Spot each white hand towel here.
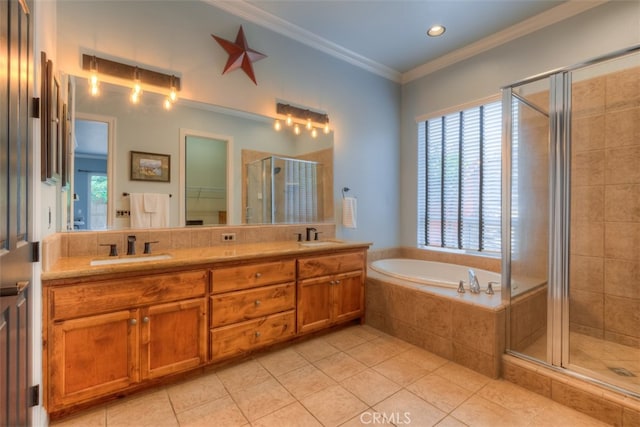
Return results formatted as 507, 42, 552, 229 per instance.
342, 196, 357, 229
149, 193, 170, 228
130, 193, 151, 228
143, 193, 162, 213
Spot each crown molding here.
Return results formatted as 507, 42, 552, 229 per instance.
207, 0, 402, 82
206, 0, 607, 85
401, 0, 609, 83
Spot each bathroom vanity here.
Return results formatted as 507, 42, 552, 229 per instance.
41, 239, 369, 418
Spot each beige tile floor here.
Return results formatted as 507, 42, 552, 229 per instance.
523, 331, 639, 395
51, 325, 611, 427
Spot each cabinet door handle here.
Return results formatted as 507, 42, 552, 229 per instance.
255, 331, 261, 338
255, 272, 262, 278
130, 318, 137, 325
335, 280, 341, 285
254, 300, 261, 306
330, 280, 335, 285
143, 316, 149, 323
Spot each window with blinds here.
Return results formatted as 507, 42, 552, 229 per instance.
417, 100, 502, 252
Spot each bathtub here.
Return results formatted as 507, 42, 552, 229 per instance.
369, 258, 501, 293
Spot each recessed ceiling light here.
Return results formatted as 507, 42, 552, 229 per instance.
427, 25, 446, 37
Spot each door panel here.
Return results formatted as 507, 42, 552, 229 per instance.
141, 298, 206, 380
0, 0, 35, 424
49, 310, 139, 407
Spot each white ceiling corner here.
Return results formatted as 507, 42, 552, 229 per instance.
206, 0, 609, 84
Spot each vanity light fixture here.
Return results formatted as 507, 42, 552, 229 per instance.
81, 54, 181, 109
274, 102, 331, 138
427, 24, 446, 37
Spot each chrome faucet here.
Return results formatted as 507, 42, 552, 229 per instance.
468, 269, 481, 293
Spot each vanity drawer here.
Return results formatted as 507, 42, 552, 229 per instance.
210, 310, 296, 361
298, 251, 365, 279
211, 260, 295, 293
210, 283, 295, 327
50, 270, 208, 320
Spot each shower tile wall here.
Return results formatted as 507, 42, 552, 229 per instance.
570, 65, 640, 347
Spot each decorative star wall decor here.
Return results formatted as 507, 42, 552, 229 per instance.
211, 26, 267, 85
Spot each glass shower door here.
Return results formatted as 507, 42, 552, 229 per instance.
504, 80, 551, 362
567, 53, 640, 395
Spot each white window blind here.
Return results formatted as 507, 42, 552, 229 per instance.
417, 100, 502, 252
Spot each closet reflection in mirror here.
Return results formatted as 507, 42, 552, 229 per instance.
185, 135, 227, 225
70, 76, 333, 229
73, 116, 112, 230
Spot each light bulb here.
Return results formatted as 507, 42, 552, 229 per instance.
88, 56, 99, 96
311, 128, 318, 138
169, 76, 178, 102
286, 114, 293, 126
294, 124, 301, 135
132, 68, 142, 96
90, 84, 99, 96
163, 98, 172, 110
323, 122, 330, 134
130, 90, 140, 104
274, 120, 282, 131
306, 118, 312, 130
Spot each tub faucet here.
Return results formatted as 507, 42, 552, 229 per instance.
468, 269, 481, 293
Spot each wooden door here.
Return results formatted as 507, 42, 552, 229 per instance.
49, 310, 139, 409
297, 276, 332, 334
332, 271, 364, 324
140, 298, 206, 380
0, 0, 35, 424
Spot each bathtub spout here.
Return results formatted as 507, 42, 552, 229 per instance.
468, 269, 481, 293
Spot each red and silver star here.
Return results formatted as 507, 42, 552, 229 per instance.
212, 26, 267, 85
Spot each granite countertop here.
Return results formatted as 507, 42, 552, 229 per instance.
42, 240, 372, 281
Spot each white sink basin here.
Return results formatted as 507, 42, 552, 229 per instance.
90, 254, 172, 266
299, 240, 343, 247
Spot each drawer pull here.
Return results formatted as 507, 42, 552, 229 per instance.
255, 272, 262, 278
255, 331, 261, 338
130, 318, 137, 325
143, 316, 150, 323
254, 300, 261, 306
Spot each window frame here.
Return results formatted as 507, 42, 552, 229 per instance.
416, 95, 502, 254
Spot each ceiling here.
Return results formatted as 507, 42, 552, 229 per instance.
211, 0, 607, 82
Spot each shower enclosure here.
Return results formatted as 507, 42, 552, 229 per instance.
503, 46, 640, 398
246, 156, 324, 224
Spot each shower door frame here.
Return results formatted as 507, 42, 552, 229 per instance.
502, 43, 640, 397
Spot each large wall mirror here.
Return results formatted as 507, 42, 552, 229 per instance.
69, 76, 334, 230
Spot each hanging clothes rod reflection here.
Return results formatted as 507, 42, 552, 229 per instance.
123, 192, 172, 198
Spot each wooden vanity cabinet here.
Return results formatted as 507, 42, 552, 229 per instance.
209, 260, 296, 361
297, 250, 366, 334
44, 270, 208, 412
49, 309, 140, 408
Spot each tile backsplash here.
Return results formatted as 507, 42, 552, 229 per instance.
42, 223, 336, 272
